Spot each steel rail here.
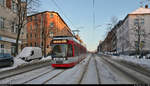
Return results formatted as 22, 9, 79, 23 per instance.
78, 54, 92, 84
22, 68, 55, 84
93, 54, 101, 84
42, 69, 66, 84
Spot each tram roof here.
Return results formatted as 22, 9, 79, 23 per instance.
52, 36, 86, 47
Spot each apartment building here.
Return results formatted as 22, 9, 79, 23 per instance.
117, 5, 150, 55
98, 5, 150, 55
27, 11, 73, 55
0, 0, 27, 56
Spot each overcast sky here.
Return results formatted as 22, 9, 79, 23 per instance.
38, 0, 147, 51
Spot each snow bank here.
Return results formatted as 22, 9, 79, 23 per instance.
41, 56, 52, 61
111, 55, 150, 69
0, 55, 52, 72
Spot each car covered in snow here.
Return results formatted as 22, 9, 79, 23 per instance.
0, 53, 14, 67
18, 47, 42, 62
145, 54, 150, 59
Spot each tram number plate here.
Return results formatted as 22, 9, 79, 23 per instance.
56, 61, 63, 64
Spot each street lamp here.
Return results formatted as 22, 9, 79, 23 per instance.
72, 29, 80, 36
72, 26, 84, 36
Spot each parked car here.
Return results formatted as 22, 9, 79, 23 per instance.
18, 47, 42, 62
145, 54, 150, 59
0, 53, 14, 67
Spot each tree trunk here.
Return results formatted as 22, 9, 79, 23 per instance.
15, 27, 21, 56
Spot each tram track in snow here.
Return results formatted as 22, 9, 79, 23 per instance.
42, 69, 66, 84
99, 54, 150, 84
93, 54, 101, 84
78, 54, 100, 84
22, 54, 91, 84
22, 68, 55, 84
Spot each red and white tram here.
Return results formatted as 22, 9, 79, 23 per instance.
50, 36, 87, 68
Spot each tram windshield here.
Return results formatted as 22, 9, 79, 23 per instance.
51, 44, 68, 58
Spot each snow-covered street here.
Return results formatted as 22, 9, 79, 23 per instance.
1, 53, 150, 84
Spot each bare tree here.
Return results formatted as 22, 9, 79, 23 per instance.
107, 16, 118, 31
13, 0, 40, 56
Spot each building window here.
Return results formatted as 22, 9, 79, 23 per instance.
30, 17, 32, 22
30, 33, 32, 38
134, 18, 144, 26
34, 16, 37, 21
0, 44, 4, 53
50, 22, 54, 27
0, 17, 5, 29
11, 43, 16, 56
0, 0, 5, 7
11, 0, 17, 13
30, 25, 32, 30
30, 43, 32, 46
50, 13, 53, 18
35, 34, 37, 38
11, 22, 17, 33
35, 42, 37, 47
141, 19, 144, 25
28, 17, 32, 22
26, 33, 28, 39
134, 19, 139, 26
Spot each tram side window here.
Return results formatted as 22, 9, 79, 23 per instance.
68, 44, 73, 57
74, 45, 78, 56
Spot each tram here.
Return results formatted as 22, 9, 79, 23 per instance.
50, 36, 87, 68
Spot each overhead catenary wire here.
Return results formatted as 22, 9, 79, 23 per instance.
50, 0, 78, 30
93, 0, 95, 30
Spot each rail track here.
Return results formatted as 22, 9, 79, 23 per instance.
78, 54, 101, 84
98, 54, 150, 84
0, 59, 52, 80
22, 68, 55, 84
94, 54, 101, 84
41, 69, 66, 84
78, 54, 91, 84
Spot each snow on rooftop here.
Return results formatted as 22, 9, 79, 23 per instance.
129, 7, 150, 14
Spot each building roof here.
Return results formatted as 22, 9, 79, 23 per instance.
27, 11, 73, 36
129, 7, 150, 15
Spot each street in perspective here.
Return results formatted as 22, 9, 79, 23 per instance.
1, 0, 150, 84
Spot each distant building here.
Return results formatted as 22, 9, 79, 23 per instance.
26, 11, 73, 55
0, 0, 26, 56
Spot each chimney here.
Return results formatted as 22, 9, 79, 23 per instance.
145, 4, 148, 8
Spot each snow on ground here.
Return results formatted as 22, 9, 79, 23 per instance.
0, 55, 52, 72
45, 54, 92, 84
0, 66, 53, 84
81, 57, 99, 84
98, 52, 150, 69
41, 56, 52, 61
0, 53, 138, 84
110, 55, 150, 68
95, 55, 135, 84
0, 57, 27, 72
